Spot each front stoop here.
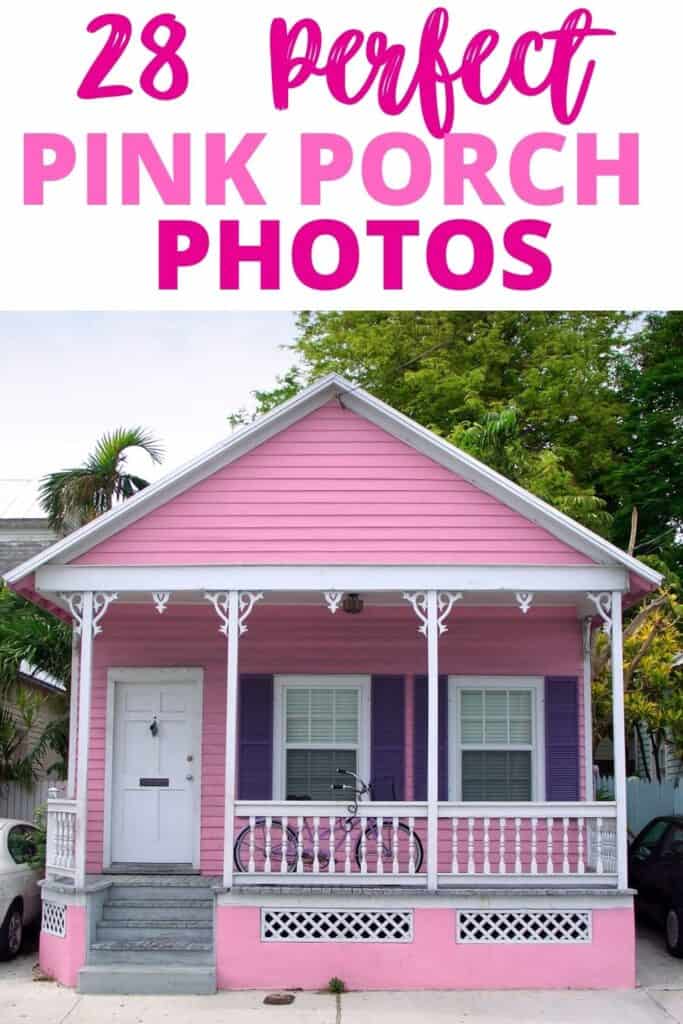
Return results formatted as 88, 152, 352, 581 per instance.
78, 877, 216, 995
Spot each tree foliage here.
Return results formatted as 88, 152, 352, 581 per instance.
39, 426, 164, 533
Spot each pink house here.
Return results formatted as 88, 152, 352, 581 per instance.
4, 375, 661, 994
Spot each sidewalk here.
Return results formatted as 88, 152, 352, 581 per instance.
3, 927, 683, 1024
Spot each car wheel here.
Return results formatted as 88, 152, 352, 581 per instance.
665, 907, 683, 958
0, 902, 24, 961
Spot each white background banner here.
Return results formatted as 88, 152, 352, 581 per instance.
0, 1, 680, 309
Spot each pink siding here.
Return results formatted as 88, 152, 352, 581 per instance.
74, 403, 593, 566
39, 906, 87, 987
216, 905, 635, 990
86, 604, 584, 875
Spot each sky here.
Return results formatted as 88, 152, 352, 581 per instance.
0, 312, 298, 495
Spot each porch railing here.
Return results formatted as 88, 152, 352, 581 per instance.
233, 800, 618, 887
45, 798, 78, 882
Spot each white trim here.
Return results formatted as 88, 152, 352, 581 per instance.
447, 676, 546, 802
4, 373, 661, 591
272, 675, 371, 801
74, 593, 93, 889
35, 564, 630, 595
103, 667, 204, 870
610, 592, 629, 890
208, 887, 636, 910
583, 618, 594, 800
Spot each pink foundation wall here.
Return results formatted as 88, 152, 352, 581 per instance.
215, 905, 635, 990
73, 403, 593, 567
39, 906, 87, 987
86, 604, 584, 875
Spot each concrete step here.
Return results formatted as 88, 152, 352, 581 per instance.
107, 884, 214, 902
103, 902, 212, 922
97, 923, 213, 943
89, 941, 213, 965
79, 964, 216, 995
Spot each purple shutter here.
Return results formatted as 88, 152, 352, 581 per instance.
413, 676, 448, 800
371, 676, 405, 800
238, 674, 273, 800
545, 676, 580, 800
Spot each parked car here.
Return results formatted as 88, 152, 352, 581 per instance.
0, 819, 42, 959
628, 816, 683, 957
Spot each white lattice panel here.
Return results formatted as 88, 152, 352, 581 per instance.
458, 910, 591, 944
42, 901, 66, 938
261, 909, 413, 942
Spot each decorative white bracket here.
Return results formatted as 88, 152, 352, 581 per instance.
205, 591, 264, 636
60, 592, 118, 636
403, 591, 463, 636
323, 591, 344, 615
515, 592, 534, 615
152, 592, 171, 615
587, 592, 613, 636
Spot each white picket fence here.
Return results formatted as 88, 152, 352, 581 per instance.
598, 775, 683, 837
0, 779, 61, 822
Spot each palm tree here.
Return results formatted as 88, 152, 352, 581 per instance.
39, 427, 164, 533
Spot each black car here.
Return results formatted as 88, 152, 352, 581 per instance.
628, 816, 683, 957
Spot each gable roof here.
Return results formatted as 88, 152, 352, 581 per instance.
3, 374, 662, 589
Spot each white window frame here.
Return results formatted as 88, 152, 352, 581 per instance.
448, 676, 546, 802
273, 675, 372, 801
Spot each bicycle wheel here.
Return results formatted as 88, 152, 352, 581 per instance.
234, 818, 297, 873
355, 821, 424, 874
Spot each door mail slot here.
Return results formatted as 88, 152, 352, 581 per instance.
139, 778, 169, 787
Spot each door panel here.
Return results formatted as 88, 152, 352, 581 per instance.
111, 678, 201, 865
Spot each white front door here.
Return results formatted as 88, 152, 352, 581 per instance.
110, 672, 202, 866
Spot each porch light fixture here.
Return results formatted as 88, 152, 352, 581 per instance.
342, 593, 364, 615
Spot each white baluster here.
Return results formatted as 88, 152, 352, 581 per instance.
264, 816, 272, 874
483, 817, 491, 875
467, 817, 475, 874
248, 816, 256, 873
312, 816, 320, 874
344, 821, 352, 874
596, 817, 604, 874
359, 812, 368, 874
408, 817, 416, 875
328, 816, 336, 873
392, 816, 400, 875
281, 815, 289, 873
498, 817, 506, 874
577, 817, 585, 874
451, 818, 459, 874
514, 817, 522, 875
562, 817, 570, 875
376, 815, 384, 875
68, 813, 74, 868
296, 815, 304, 873
530, 817, 538, 874
546, 817, 554, 875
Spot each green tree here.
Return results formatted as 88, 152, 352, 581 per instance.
39, 426, 164, 533
591, 572, 682, 782
608, 312, 683, 573
0, 587, 72, 784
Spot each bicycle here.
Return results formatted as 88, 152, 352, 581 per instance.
233, 768, 425, 874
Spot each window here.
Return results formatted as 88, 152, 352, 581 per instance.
274, 676, 370, 801
449, 677, 544, 801
631, 819, 670, 863
7, 825, 38, 865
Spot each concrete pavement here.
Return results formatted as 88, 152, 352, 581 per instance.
2, 925, 682, 1024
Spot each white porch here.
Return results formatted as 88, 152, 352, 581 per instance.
40, 565, 629, 894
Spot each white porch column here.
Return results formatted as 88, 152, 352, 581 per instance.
610, 591, 628, 889
74, 593, 93, 890
66, 630, 80, 800
404, 590, 461, 891
205, 591, 263, 889
426, 590, 439, 891
582, 618, 594, 800
224, 591, 239, 889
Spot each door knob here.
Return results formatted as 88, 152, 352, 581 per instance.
185, 773, 194, 781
